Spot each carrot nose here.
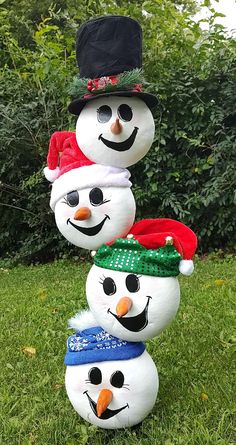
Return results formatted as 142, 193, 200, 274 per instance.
74, 207, 91, 221
96, 389, 113, 417
111, 118, 122, 135
116, 297, 133, 318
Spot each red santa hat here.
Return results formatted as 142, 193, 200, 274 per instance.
129, 218, 198, 276
44, 131, 132, 211
93, 217, 197, 277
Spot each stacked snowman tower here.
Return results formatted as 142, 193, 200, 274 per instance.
44, 16, 197, 429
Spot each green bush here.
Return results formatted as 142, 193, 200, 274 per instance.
0, 0, 235, 262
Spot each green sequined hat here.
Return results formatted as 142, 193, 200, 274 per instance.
92, 218, 198, 277
93, 236, 181, 277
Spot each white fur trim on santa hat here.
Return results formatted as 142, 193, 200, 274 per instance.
50, 164, 132, 211
68, 310, 97, 331
179, 259, 194, 276
44, 166, 60, 182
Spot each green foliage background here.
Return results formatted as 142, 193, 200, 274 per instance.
1, 0, 236, 263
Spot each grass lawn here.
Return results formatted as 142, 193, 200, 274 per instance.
0, 256, 235, 445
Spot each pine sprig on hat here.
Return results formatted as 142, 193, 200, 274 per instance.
118, 69, 144, 90
69, 68, 144, 98
69, 77, 90, 98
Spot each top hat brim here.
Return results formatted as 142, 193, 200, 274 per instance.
68, 91, 158, 116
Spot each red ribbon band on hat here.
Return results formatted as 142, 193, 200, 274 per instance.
86, 75, 142, 94
87, 75, 117, 92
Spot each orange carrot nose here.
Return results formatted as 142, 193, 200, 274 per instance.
74, 207, 91, 221
116, 297, 133, 318
111, 118, 122, 135
96, 389, 113, 417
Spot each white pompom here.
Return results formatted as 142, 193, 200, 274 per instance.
179, 259, 194, 276
43, 166, 60, 182
68, 310, 97, 331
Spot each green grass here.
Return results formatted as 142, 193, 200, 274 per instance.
0, 257, 235, 445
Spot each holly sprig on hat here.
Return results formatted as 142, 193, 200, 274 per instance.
69, 68, 144, 98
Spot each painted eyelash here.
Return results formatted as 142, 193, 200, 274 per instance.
62, 197, 77, 207
99, 274, 106, 285
92, 198, 111, 207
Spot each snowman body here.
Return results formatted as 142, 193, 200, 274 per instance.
86, 265, 180, 341
54, 185, 135, 250
65, 350, 158, 429
76, 96, 155, 168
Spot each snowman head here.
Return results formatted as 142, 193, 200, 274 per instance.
68, 16, 158, 168
54, 180, 135, 250
86, 267, 180, 341
75, 96, 155, 168
65, 327, 158, 429
86, 219, 197, 341
44, 133, 136, 250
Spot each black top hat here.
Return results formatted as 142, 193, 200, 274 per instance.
68, 16, 158, 115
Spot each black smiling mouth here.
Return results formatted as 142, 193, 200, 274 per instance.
108, 296, 152, 332
67, 214, 110, 236
84, 391, 129, 420
98, 127, 139, 152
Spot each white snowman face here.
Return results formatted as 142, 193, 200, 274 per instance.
65, 351, 158, 429
54, 186, 136, 250
86, 266, 180, 341
76, 96, 155, 168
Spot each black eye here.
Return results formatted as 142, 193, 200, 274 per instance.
125, 274, 140, 293
66, 190, 79, 207
118, 104, 133, 122
89, 188, 104, 206
88, 367, 102, 385
110, 371, 124, 388
97, 105, 112, 123
103, 277, 116, 296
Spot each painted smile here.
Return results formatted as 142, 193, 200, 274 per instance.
84, 391, 128, 420
108, 296, 152, 332
98, 127, 139, 152
67, 215, 110, 236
